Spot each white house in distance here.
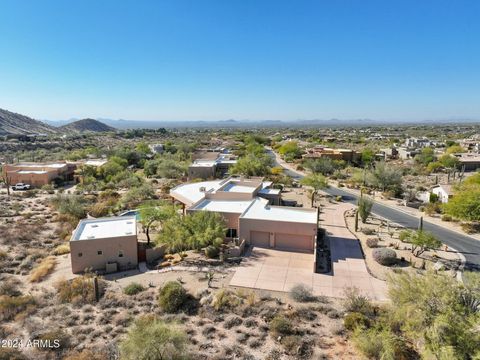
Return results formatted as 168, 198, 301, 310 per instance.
431, 184, 454, 203
170, 176, 318, 252
70, 216, 138, 274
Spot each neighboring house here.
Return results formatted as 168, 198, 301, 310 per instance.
170, 176, 318, 252
148, 144, 164, 154
455, 153, 480, 171
302, 146, 360, 163
70, 216, 138, 274
404, 137, 434, 148
3, 161, 76, 187
188, 154, 237, 180
431, 184, 454, 203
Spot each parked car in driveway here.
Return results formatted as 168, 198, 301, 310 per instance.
12, 183, 31, 191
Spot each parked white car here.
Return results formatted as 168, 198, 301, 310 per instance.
12, 183, 31, 191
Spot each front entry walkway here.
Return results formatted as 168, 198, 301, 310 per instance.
230, 202, 388, 301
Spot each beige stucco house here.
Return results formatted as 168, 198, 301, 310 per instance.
170, 177, 318, 252
70, 216, 138, 274
3, 161, 76, 187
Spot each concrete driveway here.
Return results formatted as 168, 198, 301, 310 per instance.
230, 202, 388, 301
229, 247, 314, 292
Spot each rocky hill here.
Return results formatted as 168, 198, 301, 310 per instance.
0, 108, 58, 135
58, 118, 116, 133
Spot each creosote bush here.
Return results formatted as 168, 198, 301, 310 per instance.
124, 282, 146, 296
289, 284, 316, 302
269, 315, 294, 337
158, 281, 187, 313
372, 248, 397, 266
366, 237, 378, 248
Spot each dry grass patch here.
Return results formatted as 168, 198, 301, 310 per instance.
29, 256, 57, 282
52, 243, 70, 255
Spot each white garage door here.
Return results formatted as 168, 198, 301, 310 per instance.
250, 231, 270, 248
275, 233, 313, 252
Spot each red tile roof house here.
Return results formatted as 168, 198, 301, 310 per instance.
170, 176, 319, 253
70, 216, 138, 274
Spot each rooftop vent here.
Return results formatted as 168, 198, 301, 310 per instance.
91, 224, 99, 228
87, 236, 95, 239
125, 232, 133, 235
199, 186, 206, 192
126, 221, 133, 224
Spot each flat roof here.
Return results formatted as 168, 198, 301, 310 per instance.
84, 159, 108, 167
191, 199, 253, 214
222, 183, 256, 193
241, 199, 317, 224
17, 170, 48, 174
258, 188, 281, 195
72, 216, 137, 241
170, 180, 224, 204
15, 163, 66, 168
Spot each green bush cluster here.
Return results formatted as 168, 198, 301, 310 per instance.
158, 281, 187, 313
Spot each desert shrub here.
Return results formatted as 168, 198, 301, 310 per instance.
289, 284, 316, 302
211, 289, 242, 311
461, 222, 480, 234
35, 329, 71, 352
362, 228, 376, 235
52, 243, 70, 255
29, 256, 57, 282
0, 277, 21, 297
372, 248, 397, 266
63, 349, 107, 360
120, 316, 188, 360
56, 275, 100, 305
124, 282, 145, 296
0, 347, 28, 360
441, 214, 452, 222
224, 316, 243, 329
204, 245, 219, 259
366, 237, 378, 248
0, 295, 36, 321
353, 326, 411, 360
344, 312, 370, 331
269, 315, 293, 337
358, 196, 373, 223
158, 281, 187, 313
343, 287, 374, 316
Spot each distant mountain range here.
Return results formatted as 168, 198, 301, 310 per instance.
42, 117, 480, 129
2, 107, 480, 135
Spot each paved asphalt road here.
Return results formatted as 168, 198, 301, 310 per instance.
268, 150, 480, 270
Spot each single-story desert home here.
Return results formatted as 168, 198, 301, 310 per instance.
170, 176, 318, 252
70, 216, 138, 274
3, 161, 76, 187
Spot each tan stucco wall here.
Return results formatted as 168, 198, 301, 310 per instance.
187, 209, 240, 230
239, 217, 317, 251
70, 235, 138, 274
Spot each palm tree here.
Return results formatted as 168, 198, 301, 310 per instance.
300, 174, 328, 207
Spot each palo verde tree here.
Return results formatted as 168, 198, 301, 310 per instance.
300, 173, 328, 208
138, 200, 177, 245
157, 211, 227, 253
399, 229, 442, 257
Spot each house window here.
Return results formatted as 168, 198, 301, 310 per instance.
118, 250, 124, 258
226, 228, 237, 238
97, 250, 103, 255
78, 252, 83, 257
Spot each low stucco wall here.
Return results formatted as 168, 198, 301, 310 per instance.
70, 235, 138, 274
146, 244, 167, 264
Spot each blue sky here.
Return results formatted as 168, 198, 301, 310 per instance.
0, 0, 479, 121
